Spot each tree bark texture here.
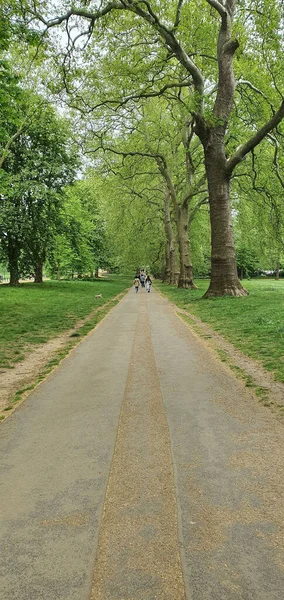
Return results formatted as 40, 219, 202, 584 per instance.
34, 262, 43, 284
8, 238, 20, 286
202, 142, 247, 297
164, 243, 171, 283
177, 204, 197, 289
33, 249, 46, 283
196, 1, 247, 297
158, 161, 196, 290
163, 192, 177, 285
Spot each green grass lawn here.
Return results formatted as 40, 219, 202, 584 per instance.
155, 279, 284, 383
0, 276, 130, 369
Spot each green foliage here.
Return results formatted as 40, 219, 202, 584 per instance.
90, 163, 165, 275
236, 247, 259, 278
1, 0, 283, 289
233, 142, 284, 272
47, 177, 114, 278
0, 91, 77, 281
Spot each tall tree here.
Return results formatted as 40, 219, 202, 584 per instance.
233, 142, 284, 278
49, 178, 113, 279
84, 97, 207, 287
22, 0, 284, 296
0, 95, 77, 284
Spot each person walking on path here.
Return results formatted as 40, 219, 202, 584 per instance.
140, 272, 145, 288
145, 275, 152, 293
133, 276, 140, 293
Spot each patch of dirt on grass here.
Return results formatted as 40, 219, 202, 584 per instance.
0, 334, 70, 413
174, 306, 284, 408
0, 292, 126, 418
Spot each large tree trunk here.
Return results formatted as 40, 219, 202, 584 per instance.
34, 262, 43, 284
34, 249, 46, 283
163, 191, 177, 285
157, 160, 196, 289
169, 246, 178, 285
164, 243, 178, 285
275, 260, 280, 280
164, 242, 171, 283
177, 204, 197, 289
8, 238, 20, 286
194, 0, 247, 298
202, 144, 247, 297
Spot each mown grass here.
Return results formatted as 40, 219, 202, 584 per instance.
0, 276, 130, 369
155, 279, 284, 383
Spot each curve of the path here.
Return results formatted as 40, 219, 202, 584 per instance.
1, 288, 284, 600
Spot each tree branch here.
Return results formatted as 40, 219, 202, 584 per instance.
86, 80, 192, 113
181, 173, 207, 208
237, 79, 276, 113
189, 196, 209, 222
267, 134, 284, 188
34, 3, 123, 28
226, 100, 284, 175
86, 143, 168, 171
129, 3, 204, 97
173, 0, 184, 29
0, 124, 26, 169
206, 0, 227, 18
31, 1, 204, 102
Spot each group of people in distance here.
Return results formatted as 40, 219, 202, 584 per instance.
133, 271, 152, 293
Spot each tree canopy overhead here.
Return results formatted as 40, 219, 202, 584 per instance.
1, 1, 283, 289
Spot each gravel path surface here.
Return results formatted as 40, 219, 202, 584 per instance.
1, 288, 284, 599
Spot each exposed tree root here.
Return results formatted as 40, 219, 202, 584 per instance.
203, 284, 249, 298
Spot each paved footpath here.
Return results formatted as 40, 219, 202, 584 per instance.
1, 289, 284, 600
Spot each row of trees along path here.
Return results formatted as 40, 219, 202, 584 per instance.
23, 0, 284, 297
1, 2, 283, 293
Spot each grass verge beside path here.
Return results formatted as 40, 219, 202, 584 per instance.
0, 276, 130, 369
155, 279, 284, 383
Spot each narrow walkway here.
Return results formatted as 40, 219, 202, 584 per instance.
1, 289, 284, 599
91, 301, 185, 599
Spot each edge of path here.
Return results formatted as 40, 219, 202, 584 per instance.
0, 288, 130, 422
155, 286, 284, 413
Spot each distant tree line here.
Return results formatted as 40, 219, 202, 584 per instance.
0, 25, 113, 284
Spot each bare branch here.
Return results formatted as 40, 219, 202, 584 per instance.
86, 143, 168, 171
226, 100, 284, 175
189, 52, 218, 62
189, 196, 209, 222
267, 133, 284, 188
107, 80, 192, 108
131, 7, 204, 96
181, 175, 207, 208
173, 0, 184, 29
0, 124, 26, 168
33, 3, 123, 28
237, 79, 276, 113
31, 2, 204, 101
206, 0, 227, 18
62, 79, 192, 115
